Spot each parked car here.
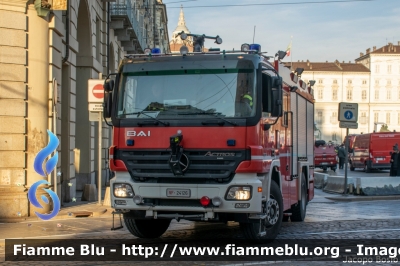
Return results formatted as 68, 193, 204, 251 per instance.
349, 132, 400, 172
314, 140, 338, 172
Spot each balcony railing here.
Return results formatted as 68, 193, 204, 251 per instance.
110, 1, 146, 52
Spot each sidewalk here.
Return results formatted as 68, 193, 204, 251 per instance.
57, 188, 112, 218
314, 167, 400, 200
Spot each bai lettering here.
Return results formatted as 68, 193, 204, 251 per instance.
126, 131, 151, 137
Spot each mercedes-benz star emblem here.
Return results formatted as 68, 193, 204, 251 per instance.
178, 153, 189, 172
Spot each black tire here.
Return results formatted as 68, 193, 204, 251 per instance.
350, 164, 355, 171
322, 167, 327, 172
282, 215, 289, 222
240, 180, 283, 243
123, 215, 171, 238
290, 173, 307, 222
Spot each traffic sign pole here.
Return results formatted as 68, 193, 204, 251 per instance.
338, 102, 357, 196
88, 79, 105, 205
344, 128, 349, 195
98, 111, 102, 206
88, 78, 104, 205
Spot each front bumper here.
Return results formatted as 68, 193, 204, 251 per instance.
110, 172, 264, 215
370, 162, 391, 169
315, 162, 337, 168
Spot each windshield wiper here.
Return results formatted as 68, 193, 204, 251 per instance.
123, 111, 170, 126
179, 111, 237, 126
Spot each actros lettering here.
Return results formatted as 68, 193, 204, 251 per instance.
205, 152, 235, 157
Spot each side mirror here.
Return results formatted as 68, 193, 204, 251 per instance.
103, 92, 112, 119
271, 76, 283, 117
262, 74, 272, 113
104, 79, 115, 92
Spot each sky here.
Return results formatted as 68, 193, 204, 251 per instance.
163, 0, 400, 63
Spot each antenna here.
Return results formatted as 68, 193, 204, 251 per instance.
253, 26, 256, 43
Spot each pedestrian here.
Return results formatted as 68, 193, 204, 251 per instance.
390, 144, 400, 176
338, 144, 346, 169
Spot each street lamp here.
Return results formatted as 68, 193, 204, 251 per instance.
275, 50, 287, 60
294, 68, 304, 77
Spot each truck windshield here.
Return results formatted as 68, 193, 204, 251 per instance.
116, 61, 256, 120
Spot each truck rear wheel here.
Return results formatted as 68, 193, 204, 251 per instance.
240, 180, 283, 243
290, 173, 307, 222
123, 215, 171, 238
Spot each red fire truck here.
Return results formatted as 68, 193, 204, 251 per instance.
314, 140, 337, 172
103, 34, 315, 242
349, 132, 400, 172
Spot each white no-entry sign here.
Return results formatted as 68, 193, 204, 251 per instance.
88, 79, 104, 103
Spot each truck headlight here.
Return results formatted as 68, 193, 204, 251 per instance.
226, 186, 251, 200
114, 183, 134, 198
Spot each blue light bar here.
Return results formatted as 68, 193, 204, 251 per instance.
249, 44, 261, 52
151, 48, 161, 54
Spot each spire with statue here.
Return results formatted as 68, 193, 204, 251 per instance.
170, 5, 193, 52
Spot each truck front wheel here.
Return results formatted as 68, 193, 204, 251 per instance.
123, 214, 171, 238
240, 180, 283, 243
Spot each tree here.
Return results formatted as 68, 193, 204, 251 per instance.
379, 124, 390, 132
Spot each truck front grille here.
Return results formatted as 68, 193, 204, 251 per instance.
116, 149, 248, 184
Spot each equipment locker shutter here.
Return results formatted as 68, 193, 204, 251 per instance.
291, 93, 298, 175
297, 96, 307, 158
307, 101, 314, 164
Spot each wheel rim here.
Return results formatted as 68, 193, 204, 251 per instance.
266, 198, 279, 225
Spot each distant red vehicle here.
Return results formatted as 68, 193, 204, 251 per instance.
314, 140, 338, 172
344, 134, 358, 153
349, 132, 400, 172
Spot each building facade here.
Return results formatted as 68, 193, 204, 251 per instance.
355, 42, 400, 133
291, 42, 400, 143
0, 0, 169, 218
